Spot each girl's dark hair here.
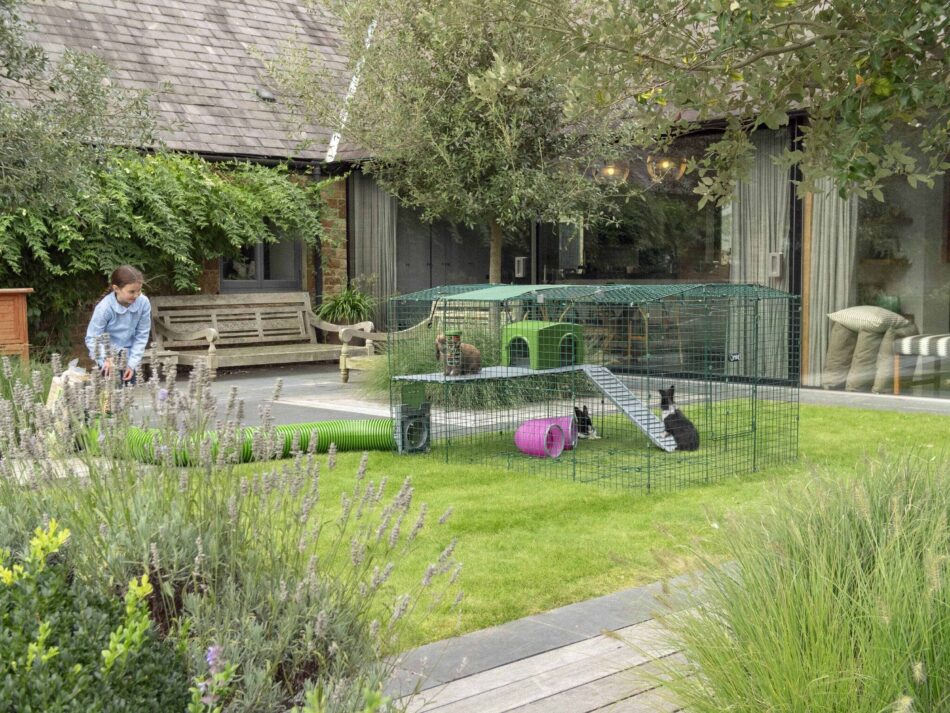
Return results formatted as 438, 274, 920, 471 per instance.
99, 264, 145, 300
110, 265, 144, 288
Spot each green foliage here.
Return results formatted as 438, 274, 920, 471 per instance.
0, 361, 460, 712
0, 0, 156, 216
0, 355, 52, 402
663, 452, 950, 712
288, 0, 949, 214
187, 645, 238, 713
270, 0, 628, 278
0, 150, 332, 352
317, 283, 376, 324
0, 521, 189, 711
290, 684, 391, 713
513, 0, 949, 204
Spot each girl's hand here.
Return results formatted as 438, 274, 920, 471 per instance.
122, 367, 135, 382
101, 358, 113, 377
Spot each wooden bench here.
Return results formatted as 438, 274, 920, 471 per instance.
150, 292, 374, 377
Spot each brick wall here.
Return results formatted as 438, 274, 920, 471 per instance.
199, 259, 220, 294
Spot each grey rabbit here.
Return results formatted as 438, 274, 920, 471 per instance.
659, 385, 699, 451
435, 334, 482, 376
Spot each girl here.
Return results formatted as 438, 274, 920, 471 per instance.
85, 265, 151, 384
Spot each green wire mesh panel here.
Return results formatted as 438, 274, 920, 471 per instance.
388, 284, 800, 493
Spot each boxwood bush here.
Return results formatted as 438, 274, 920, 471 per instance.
0, 521, 189, 711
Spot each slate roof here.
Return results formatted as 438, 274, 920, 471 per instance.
23, 0, 367, 162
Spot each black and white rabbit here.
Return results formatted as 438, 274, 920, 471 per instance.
658, 385, 699, 451
574, 405, 600, 439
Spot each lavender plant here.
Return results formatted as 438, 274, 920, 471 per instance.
0, 356, 461, 712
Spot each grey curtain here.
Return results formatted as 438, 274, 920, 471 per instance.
350, 171, 397, 328
805, 179, 858, 386
728, 129, 792, 380
729, 130, 791, 290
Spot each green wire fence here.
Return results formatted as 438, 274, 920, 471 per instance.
387, 283, 800, 493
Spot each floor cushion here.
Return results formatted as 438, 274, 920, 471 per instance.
822, 322, 858, 389
827, 305, 911, 334
846, 329, 884, 392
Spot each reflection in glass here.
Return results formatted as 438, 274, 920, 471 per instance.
223, 244, 257, 281
263, 239, 297, 281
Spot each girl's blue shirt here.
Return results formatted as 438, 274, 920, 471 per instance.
84, 292, 152, 369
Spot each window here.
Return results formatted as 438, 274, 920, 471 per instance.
220, 239, 302, 292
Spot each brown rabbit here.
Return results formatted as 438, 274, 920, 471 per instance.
435, 334, 482, 376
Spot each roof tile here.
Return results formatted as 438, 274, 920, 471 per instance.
22, 0, 367, 161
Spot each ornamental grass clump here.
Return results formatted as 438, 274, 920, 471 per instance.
0, 356, 461, 712
663, 452, 950, 712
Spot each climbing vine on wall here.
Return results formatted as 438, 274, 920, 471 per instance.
0, 150, 334, 353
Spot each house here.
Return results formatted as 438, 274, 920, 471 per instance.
23, 0, 362, 304
25, 1, 950, 397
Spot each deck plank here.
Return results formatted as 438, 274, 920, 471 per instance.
508, 654, 685, 713
403, 620, 674, 713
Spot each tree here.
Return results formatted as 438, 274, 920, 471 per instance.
505, 0, 949, 204
0, 0, 156, 216
272, 0, 630, 282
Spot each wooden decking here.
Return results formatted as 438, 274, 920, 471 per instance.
399, 619, 683, 712
388, 575, 697, 713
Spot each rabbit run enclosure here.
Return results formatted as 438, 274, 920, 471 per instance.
388, 284, 800, 492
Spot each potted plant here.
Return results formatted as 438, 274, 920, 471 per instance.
316, 283, 375, 343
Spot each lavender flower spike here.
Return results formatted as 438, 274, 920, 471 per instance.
205, 644, 224, 674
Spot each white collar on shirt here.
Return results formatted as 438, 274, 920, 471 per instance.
109, 292, 144, 314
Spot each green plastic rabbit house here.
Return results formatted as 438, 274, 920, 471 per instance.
502, 320, 585, 369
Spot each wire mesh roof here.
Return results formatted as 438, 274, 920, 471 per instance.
394, 283, 794, 304
392, 284, 495, 302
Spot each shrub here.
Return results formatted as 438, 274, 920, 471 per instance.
0, 359, 461, 712
1, 150, 334, 354
0, 520, 189, 711
663, 452, 950, 712
316, 283, 376, 325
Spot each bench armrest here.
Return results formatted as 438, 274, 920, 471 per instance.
152, 320, 219, 346
339, 325, 389, 344
306, 311, 375, 339
339, 315, 438, 346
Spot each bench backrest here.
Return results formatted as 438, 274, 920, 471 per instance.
151, 292, 317, 348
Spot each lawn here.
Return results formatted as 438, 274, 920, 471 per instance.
283, 404, 949, 649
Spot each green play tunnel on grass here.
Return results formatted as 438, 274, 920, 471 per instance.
117, 419, 396, 465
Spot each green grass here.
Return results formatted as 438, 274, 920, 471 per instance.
259, 404, 949, 650
440, 398, 794, 491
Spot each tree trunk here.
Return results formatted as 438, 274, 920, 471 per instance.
489, 219, 503, 284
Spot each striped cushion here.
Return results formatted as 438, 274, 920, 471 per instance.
895, 334, 950, 358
